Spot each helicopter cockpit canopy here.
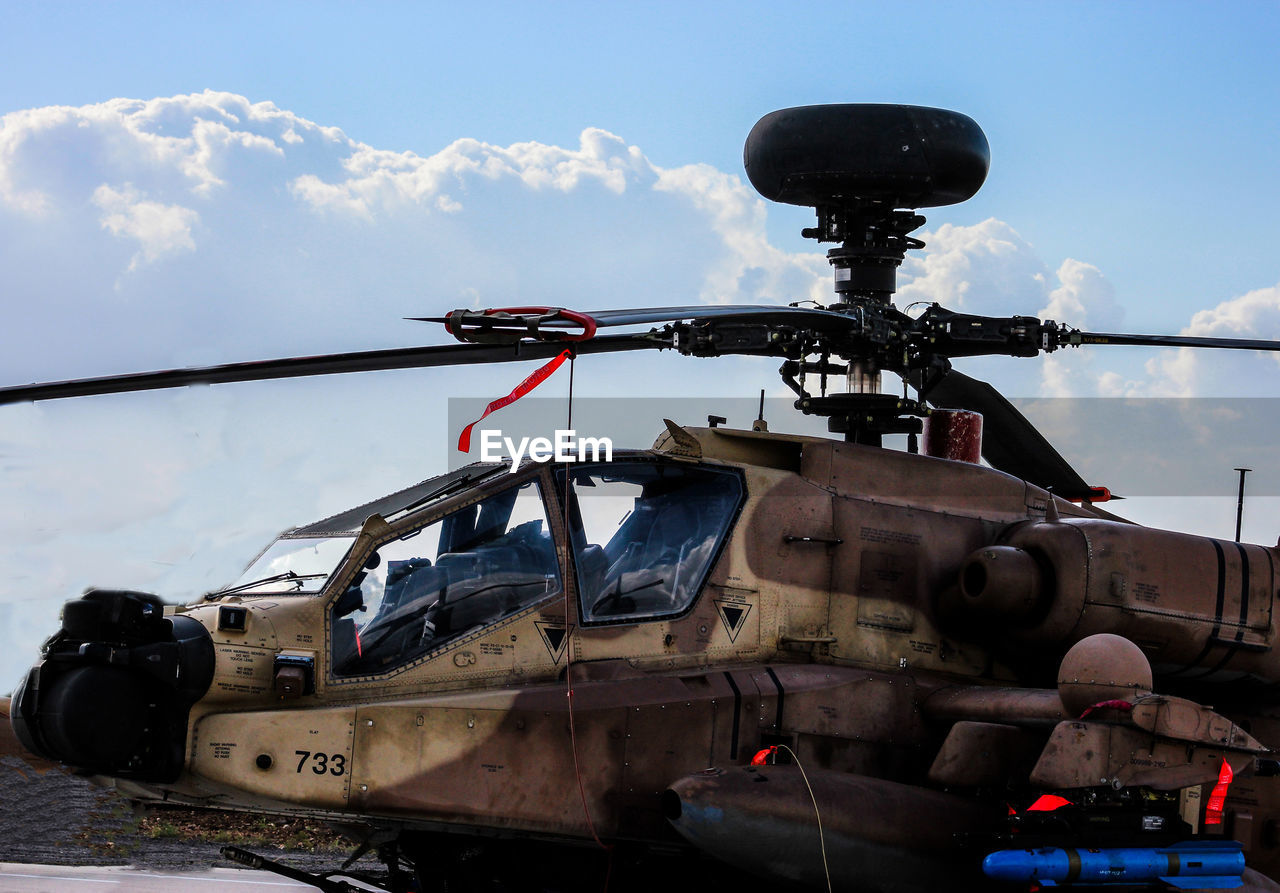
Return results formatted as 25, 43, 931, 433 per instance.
328, 459, 744, 677
221, 535, 356, 595
562, 462, 743, 624
215, 464, 506, 597
332, 476, 561, 676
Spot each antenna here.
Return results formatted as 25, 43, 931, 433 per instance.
753, 389, 768, 432
1234, 467, 1252, 542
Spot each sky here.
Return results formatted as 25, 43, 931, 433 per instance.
1, 1, 1279, 689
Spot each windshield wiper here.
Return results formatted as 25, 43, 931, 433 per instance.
212, 571, 328, 597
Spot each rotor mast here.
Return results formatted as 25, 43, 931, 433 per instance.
793, 205, 926, 445
744, 103, 990, 445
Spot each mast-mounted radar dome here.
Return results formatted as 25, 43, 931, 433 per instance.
744, 104, 990, 305
743, 104, 990, 211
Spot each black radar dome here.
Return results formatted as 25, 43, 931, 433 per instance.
744, 104, 990, 211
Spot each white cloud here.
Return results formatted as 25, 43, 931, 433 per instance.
289, 172, 375, 219
92, 183, 198, 269
1143, 283, 1280, 397
289, 127, 652, 218
0, 92, 312, 213
1186, 284, 1280, 338
654, 163, 827, 304
282, 121, 826, 304
897, 218, 1050, 315
1035, 260, 1126, 397
1040, 258, 1123, 330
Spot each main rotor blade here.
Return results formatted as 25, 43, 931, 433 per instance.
923, 368, 1097, 501
1071, 331, 1280, 351
582, 305, 857, 330
0, 334, 662, 405
413, 304, 859, 334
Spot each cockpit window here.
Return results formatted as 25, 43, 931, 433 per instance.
220, 535, 355, 595
331, 479, 560, 677
562, 463, 743, 624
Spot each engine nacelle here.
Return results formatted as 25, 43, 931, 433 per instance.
955, 519, 1280, 683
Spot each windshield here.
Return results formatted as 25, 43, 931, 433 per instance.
563, 462, 743, 623
223, 536, 356, 595
331, 478, 560, 676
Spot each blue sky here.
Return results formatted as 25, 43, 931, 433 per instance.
1, 1, 1278, 687
6, 0, 1278, 311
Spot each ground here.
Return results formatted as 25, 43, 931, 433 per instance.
0, 756, 363, 875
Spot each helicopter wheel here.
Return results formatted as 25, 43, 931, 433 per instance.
372, 840, 424, 893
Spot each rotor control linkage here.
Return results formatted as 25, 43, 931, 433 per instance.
672, 320, 808, 357
923, 307, 1280, 359
914, 306, 1054, 359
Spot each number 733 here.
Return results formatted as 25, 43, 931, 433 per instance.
295, 750, 347, 776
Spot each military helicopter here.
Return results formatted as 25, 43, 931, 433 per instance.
5, 104, 1280, 893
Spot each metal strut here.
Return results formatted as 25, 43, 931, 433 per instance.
222, 844, 415, 893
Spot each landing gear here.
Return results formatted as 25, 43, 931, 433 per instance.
224, 831, 769, 893
221, 843, 421, 893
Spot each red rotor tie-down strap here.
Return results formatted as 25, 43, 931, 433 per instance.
1205, 758, 1235, 826
457, 348, 574, 453
445, 307, 597, 343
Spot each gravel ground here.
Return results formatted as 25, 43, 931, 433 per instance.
0, 756, 370, 878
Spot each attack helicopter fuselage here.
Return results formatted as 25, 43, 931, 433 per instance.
15, 421, 1278, 890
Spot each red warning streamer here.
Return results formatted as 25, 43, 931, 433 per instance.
1205, 758, 1234, 825
457, 349, 573, 453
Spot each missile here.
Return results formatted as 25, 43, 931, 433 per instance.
982, 840, 1245, 888
664, 766, 1002, 890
